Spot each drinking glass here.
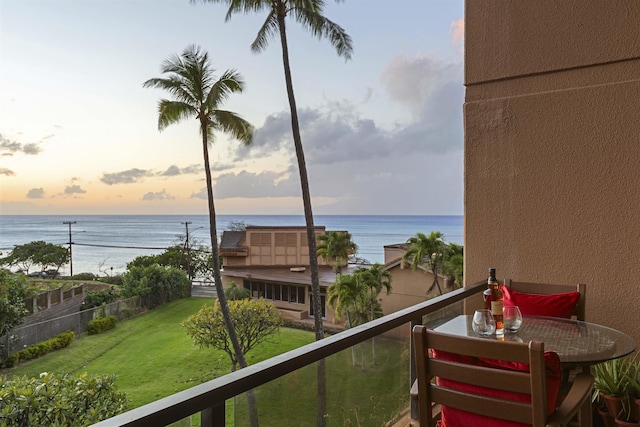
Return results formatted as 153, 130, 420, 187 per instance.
472, 309, 496, 337
503, 306, 523, 332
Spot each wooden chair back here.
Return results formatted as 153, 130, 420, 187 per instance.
503, 279, 586, 321
413, 325, 549, 427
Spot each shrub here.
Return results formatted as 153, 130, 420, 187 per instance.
4, 331, 75, 368
121, 265, 189, 309
84, 287, 118, 309
70, 272, 98, 281
88, 316, 116, 335
0, 372, 128, 425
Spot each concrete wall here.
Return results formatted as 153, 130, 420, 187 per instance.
464, 0, 640, 344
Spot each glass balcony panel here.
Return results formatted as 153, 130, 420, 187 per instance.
231, 325, 409, 426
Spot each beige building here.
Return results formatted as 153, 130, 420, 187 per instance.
464, 0, 640, 345
220, 226, 443, 329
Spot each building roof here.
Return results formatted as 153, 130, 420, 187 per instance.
223, 264, 364, 287
220, 230, 246, 250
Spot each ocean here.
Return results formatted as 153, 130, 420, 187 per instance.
0, 215, 463, 276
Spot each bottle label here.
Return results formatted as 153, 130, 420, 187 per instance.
491, 300, 503, 316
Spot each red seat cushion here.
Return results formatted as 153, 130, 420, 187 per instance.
432, 349, 562, 427
501, 285, 580, 319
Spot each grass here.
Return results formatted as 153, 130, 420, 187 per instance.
5, 297, 409, 426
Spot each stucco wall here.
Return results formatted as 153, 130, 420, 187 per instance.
464, 0, 640, 345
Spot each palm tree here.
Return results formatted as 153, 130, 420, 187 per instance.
402, 231, 446, 295
143, 45, 259, 426
442, 242, 463, 289
196, 2, 352, 424
225, 280, 251, 300
355, 264, 391, 364
317, 231, 358, 275
327, 272, 368, 366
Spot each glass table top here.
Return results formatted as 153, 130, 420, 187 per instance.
434, 315, 637, 366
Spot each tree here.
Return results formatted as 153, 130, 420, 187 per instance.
402, 231, 446, 295
0, 241, 44, 273
32, 243, 69, 275
442, 242, 464, 289
0, 270, 28, 364
121, 265, 190, 309
0, 241, 70, 275
224, 280, 250, 300
196, 3, 351, 423
182, 298, 281, 371
127, 244, 211, 280
326, 272, 368, 366
355, 264, 391, 364
143, 44, 257, 425
317, 231, 358, 275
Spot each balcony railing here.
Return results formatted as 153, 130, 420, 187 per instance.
91, 282, 486, 426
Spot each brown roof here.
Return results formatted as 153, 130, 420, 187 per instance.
220, 230, 246, 250
222, 265, 363, 287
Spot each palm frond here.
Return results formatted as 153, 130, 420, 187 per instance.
251, 11, 279, 53
207, 69, 244, 107
210, 110, 254, 145
292, 4, 353, 60
157, 100, 197, 131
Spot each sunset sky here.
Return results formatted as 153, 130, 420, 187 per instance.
0, 0, 464, 216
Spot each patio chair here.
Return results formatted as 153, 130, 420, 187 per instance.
502, 279, 586, 321
412, 325, 594, 427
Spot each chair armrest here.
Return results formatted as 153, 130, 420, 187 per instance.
546, 373, 594, 426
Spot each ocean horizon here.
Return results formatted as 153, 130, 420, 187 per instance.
0, 214, 463, 276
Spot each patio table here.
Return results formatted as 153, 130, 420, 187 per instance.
434, 315, 637, 368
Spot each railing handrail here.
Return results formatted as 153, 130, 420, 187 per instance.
91, 282, 486, 426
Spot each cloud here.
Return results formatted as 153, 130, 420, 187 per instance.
100, 168, 153, 185
190, 188, 207, 200
64, 185, 86, 195
0, 134, 45, 157
214, 170, 299, 198
450, 19, 464, 45
215, 54, 464, 214
160, 164, 203, 177
26, 188, 45, 199
0, 168, 15, 176
142, 189, 175, 201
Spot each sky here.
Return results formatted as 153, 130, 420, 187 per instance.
0, 0, 464, 216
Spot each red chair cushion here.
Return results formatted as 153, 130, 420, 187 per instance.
432, 349, 562, 427
501, 285, 580, 319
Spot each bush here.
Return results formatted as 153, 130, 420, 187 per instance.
121, 265, 190, 309
70, 272, 98, 281
4, 331, 75, 368
84, 287, 118, 309
87, 316, 116, 335
0, 372, 128, 425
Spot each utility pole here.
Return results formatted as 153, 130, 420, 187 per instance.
63, 221, 76, 276
181, 221, 192, 280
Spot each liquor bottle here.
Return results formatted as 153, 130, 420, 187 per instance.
483, 268, 504, 333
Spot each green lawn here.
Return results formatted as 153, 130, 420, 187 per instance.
6, 298, 409, 426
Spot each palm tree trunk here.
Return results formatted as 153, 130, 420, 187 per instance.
277, 11, 326, 427
370, 294, 377, 365
346, 311, 357, 366
202, 127, 259, 427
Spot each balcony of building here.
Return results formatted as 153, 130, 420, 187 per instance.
92, 0, 640, 425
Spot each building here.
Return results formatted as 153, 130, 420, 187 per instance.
220, 226, 444, 328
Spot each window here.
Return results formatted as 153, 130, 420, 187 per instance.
246, 281, 305, 305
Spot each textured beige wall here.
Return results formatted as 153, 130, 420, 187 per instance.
464, 0, 640, 345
